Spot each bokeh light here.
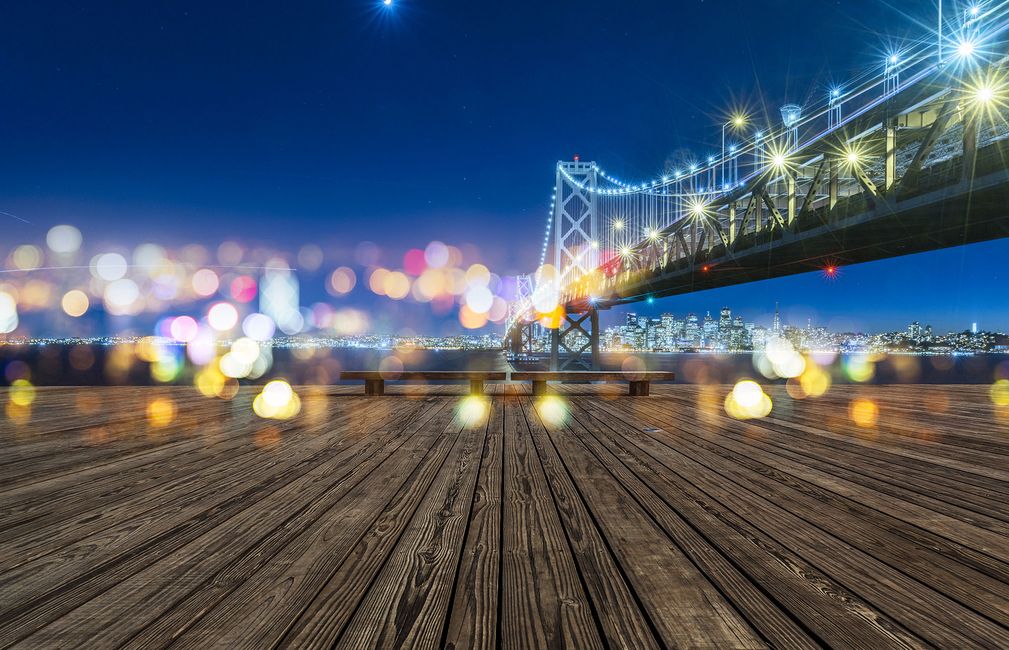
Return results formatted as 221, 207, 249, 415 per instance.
424, 241, 450, 268
843, 355, 876, 382
724, 379, 772, 419
0, 291, 19, 334
94, 252, 128, 281
9, 379, 36, 407
328, 267, 356, 295
146, 397, 177, 427
230, 275, 257, 303
61, 290, 90, 317
243, 312, 277, 341
457, 395, 488, 425
253, 379, 301, 420
192, 268, 220, 296
104, 278, 140, 314
12, 245, 43, 271
537, 395, 569, 427
991, 379, 1009, 406
46, 225, 82, 254
207, 302, 239, 331
849, 398, 879, 427
169, 316, 199, 343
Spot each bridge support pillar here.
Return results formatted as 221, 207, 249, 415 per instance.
828, 156, 839, 210
508, 321, 536, 355
963, 116, 977, 184
550, 307, 600, 371
728, 201, 736, 243
884, 120, 897, 191
786, 174, 796, 225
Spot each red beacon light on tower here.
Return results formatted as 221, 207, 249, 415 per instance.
573, 154, 580, 162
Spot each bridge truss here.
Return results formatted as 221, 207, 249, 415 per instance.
509, 2, 1009, 369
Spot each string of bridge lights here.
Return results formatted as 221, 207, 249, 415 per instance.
529, 0, 1001, 291
552, 3, 995, 203
539, 192, 555, 267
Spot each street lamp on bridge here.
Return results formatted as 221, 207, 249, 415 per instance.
721, 113, 748, 188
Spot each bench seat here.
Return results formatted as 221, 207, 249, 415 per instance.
510, 371, 676, 396
341, 371, 508, 396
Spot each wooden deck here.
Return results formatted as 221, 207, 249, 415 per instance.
2, 384, 1009, 648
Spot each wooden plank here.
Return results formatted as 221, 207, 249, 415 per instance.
0, 395, 393, 548
516, 399, 665, 648
588, 397, 1009, 648
526, 397, 762, 648
169, 398, 471, 647
3, 385, 1009, 647
652, 397, 1009, 556
561, 399, 820, 649
0, 396, 401, 574
497, 386, 605, 649
15, 399, 452, 648
444, 397, 504, 650
117, 399, 458, 649
0, 398, 432, 645
333, 401, 490, 648
639, 406, 1009, 627
577, 396, 927, 648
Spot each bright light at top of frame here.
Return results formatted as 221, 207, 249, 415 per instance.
383, 0, 392, 5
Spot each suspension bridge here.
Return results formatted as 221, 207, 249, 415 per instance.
507, 2, 1009, 370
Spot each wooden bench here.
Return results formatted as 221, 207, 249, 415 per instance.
510, 371, 676, 396
341, 371, 508, 396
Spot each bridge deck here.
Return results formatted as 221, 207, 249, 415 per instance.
2, 384, 1009, 648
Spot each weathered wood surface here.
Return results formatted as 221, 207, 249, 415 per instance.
1, 383, 1008, 648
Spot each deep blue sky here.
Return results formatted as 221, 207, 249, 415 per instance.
1, 0, 1004, 334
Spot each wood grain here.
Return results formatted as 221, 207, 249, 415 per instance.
1, 384, 1008, 648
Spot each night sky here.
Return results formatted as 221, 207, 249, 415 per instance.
1, 0, 1004, 334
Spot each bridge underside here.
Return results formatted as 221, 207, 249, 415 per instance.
593, 161, 1009, 309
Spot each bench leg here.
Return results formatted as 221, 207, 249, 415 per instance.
364, 379, 385, 396
629, 381, 650, 396
469, 379, 485, 396
531, 380, 549, 396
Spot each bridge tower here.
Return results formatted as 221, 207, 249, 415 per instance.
550, 160, 602, 370
553, 160, 599, 277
